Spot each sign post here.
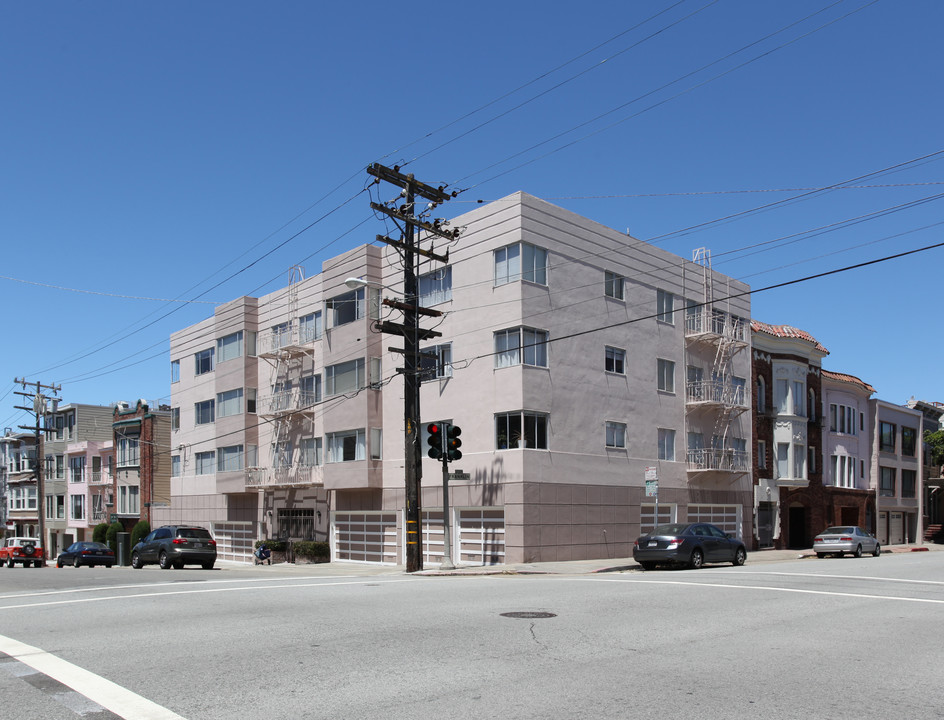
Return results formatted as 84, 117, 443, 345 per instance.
645, 467, 659, 531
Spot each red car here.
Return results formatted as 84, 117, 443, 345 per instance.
1, 537, 45, 568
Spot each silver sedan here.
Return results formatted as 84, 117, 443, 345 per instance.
813, 526, 880, 558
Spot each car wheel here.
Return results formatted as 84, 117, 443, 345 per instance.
131, 552, 142, 569
853, 544, 863, 558
689, 548, 704, 570
639, 561, 657, 571
57, 559, 63, 568
202, 561, 215, 570
873, 544, 881, 557
7, 557, 14, 568
732, 547, 746, 566
159, 551, 172, 570
816, 552, 825, 558
105, 564, 113, 568
73, 557, 81, 569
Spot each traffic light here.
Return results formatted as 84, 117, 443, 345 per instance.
426, 422, 444, 460
446, 424, 462, 462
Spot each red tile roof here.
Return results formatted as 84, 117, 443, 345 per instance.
750, 320, 829, 354
821, 369, 876, 394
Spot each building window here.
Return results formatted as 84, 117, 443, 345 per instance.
757, 440, 767, 470
326, 430, 366, 463
901, 426, 917, 456
70, 494, 85, 521
604, 346, 626, 374
756, 376, 766, 414
272, 442, 293, 468
494, 242, 548, 286
299, 375, 322, 406
299, 438, 322, 467
421, 343, 453, 381
217, 388, 243, 418
217, 445, 244, 472
657, 359, 675, 393
171, 407, 180, 431
658, 428, 676, 461
327, 288, 365, 328
777, 443, 789, 479
195, 399, 215, 425
270, 322, 291, 349
325, 358, 366, 396
656, 289, 675, 324
879, 466, 896, 497
194, 347, 215, 375
370, 428, 383, 460
195, 451, 215, 475
793, 381, 805, 417
879, 422, 896, 453
171, 455, 180, 477
605, 421, 626, 449
808, 447, 816, 475
777, 380, 790, 414
117, 486, 140, 515
171, 359, 180, 383
496, 411, 548, 449
299, 311, 323, 342
901, 469, 917, 498
829, 404, 857, 435
495, 327, 548, 368
217, 331, 243, 363
56, 455, 64, 479
419, 266, 452, 306
808, 389, 817, 422
69, 456, 86, 483
117, 436, 139, 467
831, 455, 854, 489
604, 271, 624, 300
247, 388, 257, 414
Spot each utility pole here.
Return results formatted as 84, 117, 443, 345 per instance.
367, 163, 458, 573
13, 377, 61, 561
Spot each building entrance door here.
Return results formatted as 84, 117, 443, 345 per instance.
788, 506, 807, 549
758, 502, 775, 548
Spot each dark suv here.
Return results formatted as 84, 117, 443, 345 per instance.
131, 526, 217, 570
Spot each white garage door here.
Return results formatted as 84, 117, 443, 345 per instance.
333, 512, 398, 564
458, 508, 504, 566
889, 512, 904, 545
213, 522, 254, 563
687, 504, 741, 537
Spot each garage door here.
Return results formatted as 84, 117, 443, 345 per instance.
458, 508, 504, 566
422, 510, 446, 566
889, 512, 904, 545
687, 504, 740, 537
333, 512, 398, 564
213, 522, 254, 563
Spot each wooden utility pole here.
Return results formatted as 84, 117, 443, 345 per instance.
13, 377, 61, 561
367, 163, 457, 573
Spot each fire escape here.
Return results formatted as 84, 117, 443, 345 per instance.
684, 248, 750, 481
248, 265, 321, 490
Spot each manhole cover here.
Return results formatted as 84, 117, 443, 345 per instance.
500, 611, 556, 619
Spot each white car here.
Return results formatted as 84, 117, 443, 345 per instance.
813, 526, 880, 558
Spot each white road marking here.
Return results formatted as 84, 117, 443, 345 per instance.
707, 569, 944, 586
0, 577, 412, 611
0, 634, 186, 719
586, 576, 944, 603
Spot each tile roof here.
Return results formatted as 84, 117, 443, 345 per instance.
821, 369, 876, 394
750, 320, 829, 354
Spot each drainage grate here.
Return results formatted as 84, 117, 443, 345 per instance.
500, 611, 556, 619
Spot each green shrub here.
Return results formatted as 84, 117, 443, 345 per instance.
106, 521, 124, 554
255, 539, 286, 552
131, 520, 150, 548
294, 541, 329, 559
92, 523, 109, 544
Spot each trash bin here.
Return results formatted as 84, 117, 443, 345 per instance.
117, 532, 131, 566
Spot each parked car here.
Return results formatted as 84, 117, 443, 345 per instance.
131, 525, 217, 569
813, 526, 880, 558
56, 541, 115, 568
0, 536, 45, 568
633, 522, 747, 570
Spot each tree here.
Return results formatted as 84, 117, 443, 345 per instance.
924, 429, 944, 466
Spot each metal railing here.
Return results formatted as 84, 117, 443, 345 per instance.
246, 465, 324, 488
257, 390, 319, 415
685, 309, 747, 342
686, 448, 750, 473
685, 380, 746, 407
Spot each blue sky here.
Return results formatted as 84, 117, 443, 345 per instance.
1, 0, 942, 430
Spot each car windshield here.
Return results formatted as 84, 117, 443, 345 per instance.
650, 524, 690, 536
822, 527, 854, 535
178, 528, 211, 539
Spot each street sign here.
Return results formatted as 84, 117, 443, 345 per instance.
645, 479, 658, 498
449, 472, 471, 481
645, 466, 658, 481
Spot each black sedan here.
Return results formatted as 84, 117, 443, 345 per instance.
633, 522, 747, 570
56, 541, 115, 568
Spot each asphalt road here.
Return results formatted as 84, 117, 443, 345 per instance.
1, 553, 943, 719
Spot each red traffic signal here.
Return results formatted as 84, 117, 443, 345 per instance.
426, 422, 444, 460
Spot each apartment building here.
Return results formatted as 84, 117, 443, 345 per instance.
870, 399, 924, 544
165, 192, 753, 565
112, 400, 172, 531
2, 432, 39, 538
42, 403, 116, 557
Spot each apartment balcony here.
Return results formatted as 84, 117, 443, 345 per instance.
257, 390, 319, 417
89, 472, 113, 485
686, 448, 750, 475
246, 465, 324, 489
91, 509, 109, 524
685, 381, 748, 412
257, 328, 318, 358
685, 309, 748, 346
